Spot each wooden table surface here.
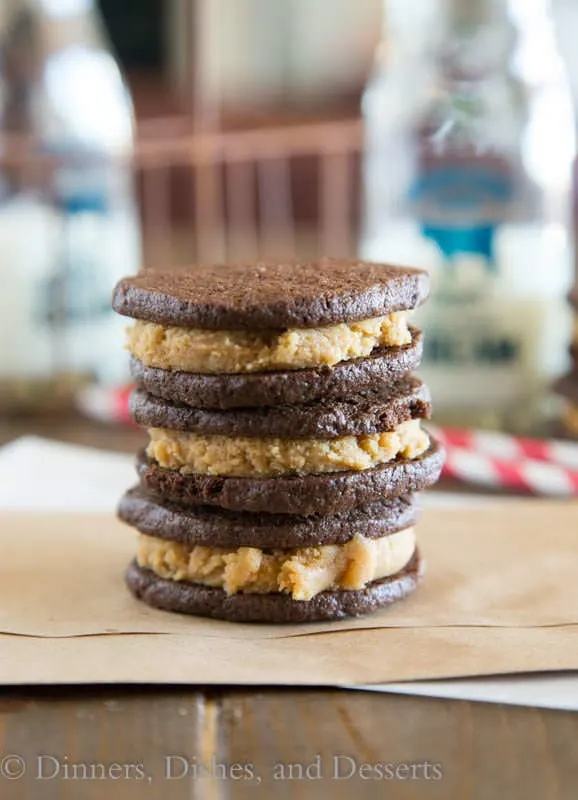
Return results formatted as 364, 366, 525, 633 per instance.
0, 414, 576, 800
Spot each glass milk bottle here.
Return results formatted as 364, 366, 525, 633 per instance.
0, 0, 141, 413
361, 0, 575, 431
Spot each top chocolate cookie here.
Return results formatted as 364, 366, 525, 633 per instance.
112, 259, 429, 330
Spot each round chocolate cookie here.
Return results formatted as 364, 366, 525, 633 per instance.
136, 439, 444, 516
130, 375, 430, 439
130, 328, 423, 410
118, 487, 419, 548
112, 259, 429, 330
125, 549, 423, 623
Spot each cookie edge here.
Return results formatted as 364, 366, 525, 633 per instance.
125, 549, 423, 623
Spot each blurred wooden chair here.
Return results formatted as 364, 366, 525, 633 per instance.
136, 117, 363, 268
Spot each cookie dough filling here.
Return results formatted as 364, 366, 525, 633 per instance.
146, 419, 429, 477
563, 403, 578, 435
136, 527, 416, 601
127, 313, 411, 374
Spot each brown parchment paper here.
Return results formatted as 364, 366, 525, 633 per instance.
1, 500, 578, 686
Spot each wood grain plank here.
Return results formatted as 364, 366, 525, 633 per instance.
0, 688, 209, 800
1, 688, 578, 798
219, 690, 578, 800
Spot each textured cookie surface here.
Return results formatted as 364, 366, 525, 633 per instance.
118, 487, 419, 548
130, 375, 430, 439
125, 550, 423, 623
136, 439, 444, 516
129, 329, 423, 409
112, 259, 429, 330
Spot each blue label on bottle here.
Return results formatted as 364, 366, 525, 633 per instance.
410, 160, 513, 266
420, 223, 496, 261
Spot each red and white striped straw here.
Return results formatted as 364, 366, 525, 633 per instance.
429, 425, 578, 496
429, 426, 578, 471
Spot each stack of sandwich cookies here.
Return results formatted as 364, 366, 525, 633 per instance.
113, 259, 444, 622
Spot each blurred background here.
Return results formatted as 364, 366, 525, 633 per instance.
1, 0, 578, 457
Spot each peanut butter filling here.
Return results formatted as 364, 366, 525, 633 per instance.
563, 403, 578, 435
126, 313, 411, 374
146, 419, 429, 478
136, 528, 416, 600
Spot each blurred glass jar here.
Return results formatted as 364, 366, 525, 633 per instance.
0, 0, 141, 414
361, 0, 575, 432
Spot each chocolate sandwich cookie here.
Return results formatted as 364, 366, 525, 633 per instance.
130, 375, 431, 438
114, 259, 428, 409
118, 486, 420, 549
113, 258, 428, 329
136, 439, 444, 516
125, 550, 423, 623
136, 373, 432, 488
129, 329, 423, 410
126, 491, 420, 610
